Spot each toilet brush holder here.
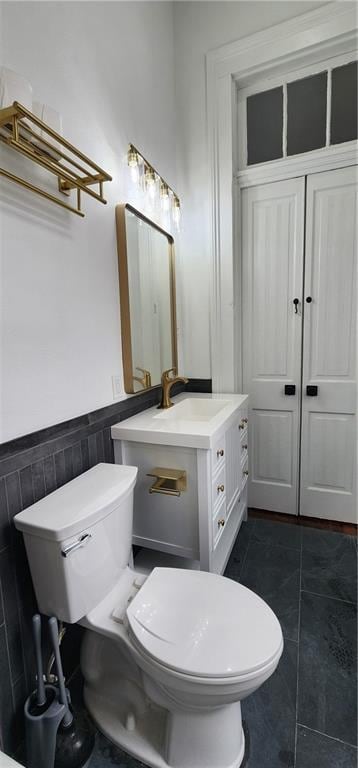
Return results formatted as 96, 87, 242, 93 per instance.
24, 683, 67, 768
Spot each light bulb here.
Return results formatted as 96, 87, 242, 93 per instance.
128, 145, 139, 167
160, 182, 170, 211
172, 196, 181, 227
145, 166, 156, 198
128, 145, 140, 183
130, 165, 139, 183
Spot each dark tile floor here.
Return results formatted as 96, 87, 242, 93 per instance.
80, 519, 357, 767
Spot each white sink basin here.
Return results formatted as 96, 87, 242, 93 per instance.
154, 398, 230, 423
111, 393, 248, 449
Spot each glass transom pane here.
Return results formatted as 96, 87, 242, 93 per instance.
287, 72, 327, 156
331, 61, 358, 145
247, 87, 283, 165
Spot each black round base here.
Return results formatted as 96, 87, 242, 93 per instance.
55, 709, 95, 768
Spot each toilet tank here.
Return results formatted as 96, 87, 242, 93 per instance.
14, 463, 138, 623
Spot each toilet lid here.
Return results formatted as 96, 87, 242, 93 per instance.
127, 568, 283, 679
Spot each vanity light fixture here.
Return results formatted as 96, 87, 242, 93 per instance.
127, 143, 181, 227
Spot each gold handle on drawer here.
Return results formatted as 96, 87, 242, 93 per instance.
216, 449, 224, 458
243, 470, 249, 476
217, 484, 225, 493
218, 518, 225, 527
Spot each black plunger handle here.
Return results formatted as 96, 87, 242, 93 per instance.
48, 617, 73, 727
32, 614, 46, 707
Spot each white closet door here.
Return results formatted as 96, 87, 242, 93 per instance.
301, 166, 357, 523
242, 178, 305, 515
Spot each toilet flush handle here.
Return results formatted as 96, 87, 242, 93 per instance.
61, 533, 92, 558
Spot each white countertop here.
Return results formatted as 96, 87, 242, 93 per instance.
111, 392, 248, 449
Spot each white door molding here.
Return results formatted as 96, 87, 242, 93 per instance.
206, 2, 358, 393
237, 143, 358, 189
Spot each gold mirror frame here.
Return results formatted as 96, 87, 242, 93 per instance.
115, 203, 178, 394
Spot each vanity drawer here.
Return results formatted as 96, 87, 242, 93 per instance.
212, 464, 226, 513
211, 433, 226, 475
212, 497, 226, 549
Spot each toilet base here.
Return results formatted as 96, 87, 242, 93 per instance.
84, 685, 246, 768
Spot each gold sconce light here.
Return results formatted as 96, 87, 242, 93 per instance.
127, 143, 180, 227
144, 164, 156, 197
172, 195, 181, 226
160, 181, 170, 211
128, 145, 140, 182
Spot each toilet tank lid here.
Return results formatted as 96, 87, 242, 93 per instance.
13, 463, 138, 542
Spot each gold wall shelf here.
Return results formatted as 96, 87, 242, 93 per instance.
147, 468, 187, 497
0, 102, 112, 217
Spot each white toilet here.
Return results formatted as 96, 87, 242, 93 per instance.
14, 463, 283, 768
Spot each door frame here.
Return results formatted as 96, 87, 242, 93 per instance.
206, 2, 358, 393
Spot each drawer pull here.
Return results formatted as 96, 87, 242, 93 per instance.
239, 418, 248, 430
218, 518, 225, 528
243, 470, 249, 476
243, 444, 248, 450
217, 484, 225, 493
216, 449, 224, 458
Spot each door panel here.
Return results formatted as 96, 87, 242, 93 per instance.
306, 413, 355, 493
242, 178, 305, 514
252, 410, 293, 485
307, 182, 356, 380
301, 166, 357, 523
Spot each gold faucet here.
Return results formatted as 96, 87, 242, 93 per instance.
158, 368, 189, 409
133, 367, 152, 389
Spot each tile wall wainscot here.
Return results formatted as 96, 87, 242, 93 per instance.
0, 379, 211, 756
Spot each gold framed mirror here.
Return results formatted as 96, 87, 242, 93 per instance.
115, 203, 178, 394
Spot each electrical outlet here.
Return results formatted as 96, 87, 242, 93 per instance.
112, 375, 122, 399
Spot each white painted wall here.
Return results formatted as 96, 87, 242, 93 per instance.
0, 0, 336, 442
0, 1, 177, 441
173, 0, 329, 379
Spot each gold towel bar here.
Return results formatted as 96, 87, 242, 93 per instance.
0, 168, 85, 217
0, 101, 112, 218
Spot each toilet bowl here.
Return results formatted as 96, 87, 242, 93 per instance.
14, 463, 283, 768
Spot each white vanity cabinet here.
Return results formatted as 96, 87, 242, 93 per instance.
111, 394, 248, 574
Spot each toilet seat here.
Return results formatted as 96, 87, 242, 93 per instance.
127, 567, 283, 680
